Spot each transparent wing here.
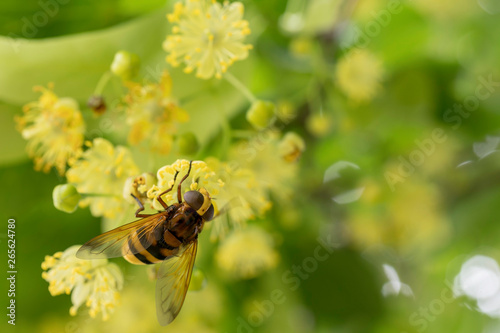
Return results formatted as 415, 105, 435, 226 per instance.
156, 240, 198, 326
76, 213, 167, 259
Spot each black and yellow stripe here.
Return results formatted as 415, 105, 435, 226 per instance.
122, 202, 204, 265
123, 226, 181, 265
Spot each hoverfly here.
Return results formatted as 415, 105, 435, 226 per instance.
76, 161, 214, 325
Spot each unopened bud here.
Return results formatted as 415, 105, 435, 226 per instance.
176, 132, 200, 155
276, 100, 297, 123
306, 113, 332, 137
53, 184, 81, 213
110, 50, 140, 80
246, 100, 276, 130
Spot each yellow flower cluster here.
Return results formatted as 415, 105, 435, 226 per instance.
146, 159, 276, 241
66, 138, 140, 218
206, 158, 272, 239
336, 49, 384, 103
164, 0, 252, 79
15, 85, 85, 175
229, 131, 299, 202
147, 159, 224, 210
41, 245, 123, 321
125, 71, 189, 154
279, 132, 306, 163
216, 226, 278, 279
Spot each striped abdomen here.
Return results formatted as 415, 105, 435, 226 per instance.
123, 203, 203, 265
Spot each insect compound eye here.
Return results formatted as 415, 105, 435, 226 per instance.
202, 204, 215, 221
183, 190, 204, 211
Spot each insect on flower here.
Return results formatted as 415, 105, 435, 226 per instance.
76, 160, 215, 325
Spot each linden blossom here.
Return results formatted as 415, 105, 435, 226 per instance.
336, 49, 384, 103
41, 246, 124, 320
163, 0, 252, 79
15, 85, 85, 176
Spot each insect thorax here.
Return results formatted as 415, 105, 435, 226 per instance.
165, 203, 204, 244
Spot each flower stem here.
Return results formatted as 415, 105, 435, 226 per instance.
224, 72, 257, 103
216, 103, 232, 160
94, 71, 112, 96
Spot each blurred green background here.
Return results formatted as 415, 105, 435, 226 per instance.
2, 0, 500, 332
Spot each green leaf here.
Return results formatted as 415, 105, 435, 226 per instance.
369, 7, 430, 69
0, 102, 28, 166
0, 0, 167, 39
0, 9, 169, 106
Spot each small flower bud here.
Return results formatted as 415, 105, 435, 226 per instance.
188, 267, 207, 291
246, 100, 276, 130
176, 132, 200, 155
110, 50, 140, 81
276, 100, 297, 123
306, 113, 332, 137
87, 95, 106, 115
279, 132, 306, 162
53, 184, 81, 213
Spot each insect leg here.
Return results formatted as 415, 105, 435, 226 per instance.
177, 160, 193, 203
131, 194, 152, 218
157, 171, 179, 209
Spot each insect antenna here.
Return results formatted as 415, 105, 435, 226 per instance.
157, 170, 179, 209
